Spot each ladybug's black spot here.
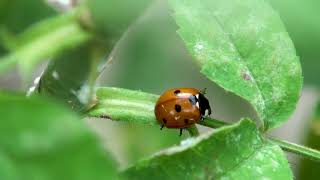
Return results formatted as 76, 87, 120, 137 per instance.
184, 119, 189, 124
162, 118, 167, 124
175, 104, 182, 112
174, 89, 181, 95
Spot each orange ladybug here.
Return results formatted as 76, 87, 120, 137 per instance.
154, 88, 211, 135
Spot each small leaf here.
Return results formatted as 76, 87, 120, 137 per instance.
0, 93, 117, 180
122, 119, 293, 179
168, 0, 302, 130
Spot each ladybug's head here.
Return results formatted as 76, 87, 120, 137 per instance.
197, 92, 212, 117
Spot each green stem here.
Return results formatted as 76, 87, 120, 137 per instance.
187, 125, 200, 137
268, 136, 320, 162
198, 117, 228, 128
200, 117, 320, 163
0, 9, 91, 75
88, 87, 159, 126
88, 87, 320, 163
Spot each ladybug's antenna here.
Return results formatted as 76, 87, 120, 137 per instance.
200, 88, 207, 94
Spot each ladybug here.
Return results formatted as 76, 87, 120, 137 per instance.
154, 88, 212, 136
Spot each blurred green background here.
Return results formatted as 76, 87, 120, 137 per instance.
0, 0, 319, 179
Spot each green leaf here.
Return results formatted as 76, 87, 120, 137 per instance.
89, 87, 159, 125
38, 0, 154, 112
122, 119, 293, 179
38, 41, 104, 112
267, 0, 320, 86
0, 0, 56, 56
168, 0, 302, 130
0, 0, 56, 35
0, 10, 91, 78
0, 93, 117, 180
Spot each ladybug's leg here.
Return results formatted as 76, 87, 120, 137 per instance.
160, 124, 165, 130
179, 129, 183, 136
200, 108, 212, 121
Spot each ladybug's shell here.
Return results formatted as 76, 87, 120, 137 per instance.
155, 88, 201, 128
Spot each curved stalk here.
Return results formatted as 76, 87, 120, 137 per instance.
87, 87, 320, 163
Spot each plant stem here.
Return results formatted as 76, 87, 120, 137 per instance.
89, 87, 320, 163
200, 117, 320, 163
198, 117, 228, 128
268, 136, 320, 162
187, 125, 200, 137
0, 9, 91, 75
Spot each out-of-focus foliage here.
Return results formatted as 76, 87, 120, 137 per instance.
298, 100, 320, 179
37, 0, 153, 112
86, 0, 152, 37
0, 93, 117, 180
39, 41, 100, 112
268, 0, 320, 86
0, 0, 56, 53
0, 11, 91, 78
0, 0, 55, 35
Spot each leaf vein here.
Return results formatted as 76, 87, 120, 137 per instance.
209, 11, 267, 125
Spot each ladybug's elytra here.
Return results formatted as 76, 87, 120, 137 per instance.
154, 88, 212, 136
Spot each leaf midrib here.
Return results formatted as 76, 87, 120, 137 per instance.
208, 11, 267, 123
